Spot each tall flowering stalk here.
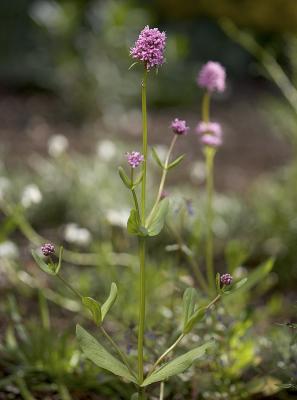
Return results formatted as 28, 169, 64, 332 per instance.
32, 30, 248, 400
197, 61, 226, 293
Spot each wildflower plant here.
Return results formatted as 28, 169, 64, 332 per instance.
31, 27, 263, 400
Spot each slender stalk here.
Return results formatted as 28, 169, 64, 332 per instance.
201, 91, 216, 293
148, 333, 184, 376
205, 146, 216, 292
100, 326, 136, 378
146, 135, 178, 226
130, 169, 141, 221
138, 237, 146, 385
56, 273, 83, 299
138, 68, 148, 396
159, 381, 165, 400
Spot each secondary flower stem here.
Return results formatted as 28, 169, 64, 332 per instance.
138, 68, 148, 395
100, 326, 136, 378
202, 91, 216, 293
146, 134, 178, 226
148, 333, 185, 376
159, 381, 165, 400
56, 273, 83, 299
205, 146, 216, 292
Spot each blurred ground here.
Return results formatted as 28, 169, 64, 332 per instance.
0, 80, 290, 193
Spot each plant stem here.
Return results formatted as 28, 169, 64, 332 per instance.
205, 146, 216, 292
141, 69, 148, 223
146, 135, 177, 226
202, 91, 210, 123
138, 68, 148, 394
57, 274, 83, 299
100, 326, 136, 378
148, 333, 184, 376
159, 381, 165, 400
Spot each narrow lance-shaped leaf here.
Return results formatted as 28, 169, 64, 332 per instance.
56, 246, 63, 275
184, 306, 206, 334
215, 273, 221, 294
167, 154, 185, 170
82, 297, 102, 326
118, 167, 132, 189
101, 282, 118, 321
146, 198, 169, 237
31, 249, 56, 276
76, 325, 137, 383
151, 147, 165, 169
182, 288, 198, 330
141, 341, 214, 386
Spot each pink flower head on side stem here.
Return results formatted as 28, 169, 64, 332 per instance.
220, 273, 233, 286
130, 26, 166, 70
41, 243, 55, 257
126, 151, 144, 168
171, 118, 189, 135
197, 61, 226, 93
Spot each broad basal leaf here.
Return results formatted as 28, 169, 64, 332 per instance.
101, 282, 118, 321
142, 341, 214, 386
76, 325, 136, 383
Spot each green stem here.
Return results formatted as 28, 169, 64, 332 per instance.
100, 326, 136, 379
138, 68, 148, 393
56, 273, 83, 299
138, 237, 146, 384
202, 91, 210, 122
146, 135, 177, 226
205, 146, 216, 292
130, 169, 141, 221
159, 381, 165, 400
148, 333, 184, 376
141, 69, 148, 223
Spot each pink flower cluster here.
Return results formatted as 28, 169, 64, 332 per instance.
197, 61, 226, 93
41, 243, 55, 257
126, 151, 144, 168
130, 26, 166, 70
171, 118, 189, 135
196, 121, 223, 148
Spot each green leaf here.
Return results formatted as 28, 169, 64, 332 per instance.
118, 167, 132, 189
141, 341, 214, 386
128, 61, 139, 70
146, 198, 169, 237
151, 147, 165, 169
127, 209, 140, 235
76, 325, 137, 383
167, 154, 185, 170
101, 283, 118, 321
215, 273, 221, 293
184, 307, 206, 334
31, 250, 57, 276
82, 297, 102, 326
182, 288, 198, 330
56, 246, 63, 275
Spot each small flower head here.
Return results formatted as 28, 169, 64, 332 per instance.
196, 122, 222, 138
130, 26, 166, 70
160, 190, 169, 200
171, 118, 189, 136
197, 61, 226, 93
126, 151, 144, 168
201, 134, 222, 148
41, 243, 55, 257
220, 273, 233, 286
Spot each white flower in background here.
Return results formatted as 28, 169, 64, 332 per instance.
97, 140, 116, 161
106, 209, 130, 227
0, 241, 19, 259
48, 134, 69, 157
0, 177, 11, 201
21, 184, 42, 208
64, 223, 92, 246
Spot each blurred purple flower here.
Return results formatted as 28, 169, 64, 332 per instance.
171, 118, 189, 135
220, 273, 233, 286
126, 151, 144, 168
197, 61, 226, 93
41, 243, 55, 257
130, 26, 166, 70
201, 134, 222, 148
196, 121, 222, 138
